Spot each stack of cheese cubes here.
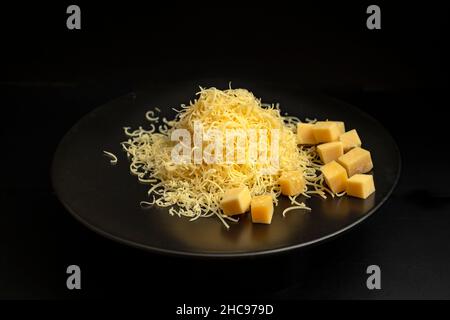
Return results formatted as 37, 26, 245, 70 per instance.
297, 121, 375, 199
219, 120, 375, 226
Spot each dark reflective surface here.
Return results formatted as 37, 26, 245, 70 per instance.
52, 80, 400, 256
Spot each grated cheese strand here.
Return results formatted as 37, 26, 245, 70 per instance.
103, 150, 118, 165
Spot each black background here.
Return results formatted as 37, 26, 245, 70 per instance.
1, 1, 449, 300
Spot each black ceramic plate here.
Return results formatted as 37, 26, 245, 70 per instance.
52, 80, 400, 257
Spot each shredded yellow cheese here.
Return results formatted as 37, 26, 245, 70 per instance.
121, 86, 332, 227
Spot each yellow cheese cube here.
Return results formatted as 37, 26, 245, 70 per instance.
339, 129, 362, 152
297, 123, 317, 145
251, 195, 274, 224
278, 170, 305, 196
313, 121, 341, 143
346, 174, 375, 199
317, 141, 344, 164
321, 161, 348, 193
337, 147, 373, 177
220, 186, 251, 216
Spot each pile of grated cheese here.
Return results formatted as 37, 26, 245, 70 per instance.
120, 86, 335, 228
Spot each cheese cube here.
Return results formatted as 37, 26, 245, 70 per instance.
321, 161, 348, 193
297, 123, 317, 145
251, 195, 274, 224
278, 170, 305, 196
220, 186, 251, 216
317, 141, 344, 164
313, 121, 341, 143
337, 147, 373, 177
346, 174, 375, 199
339, 129, 362, 152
